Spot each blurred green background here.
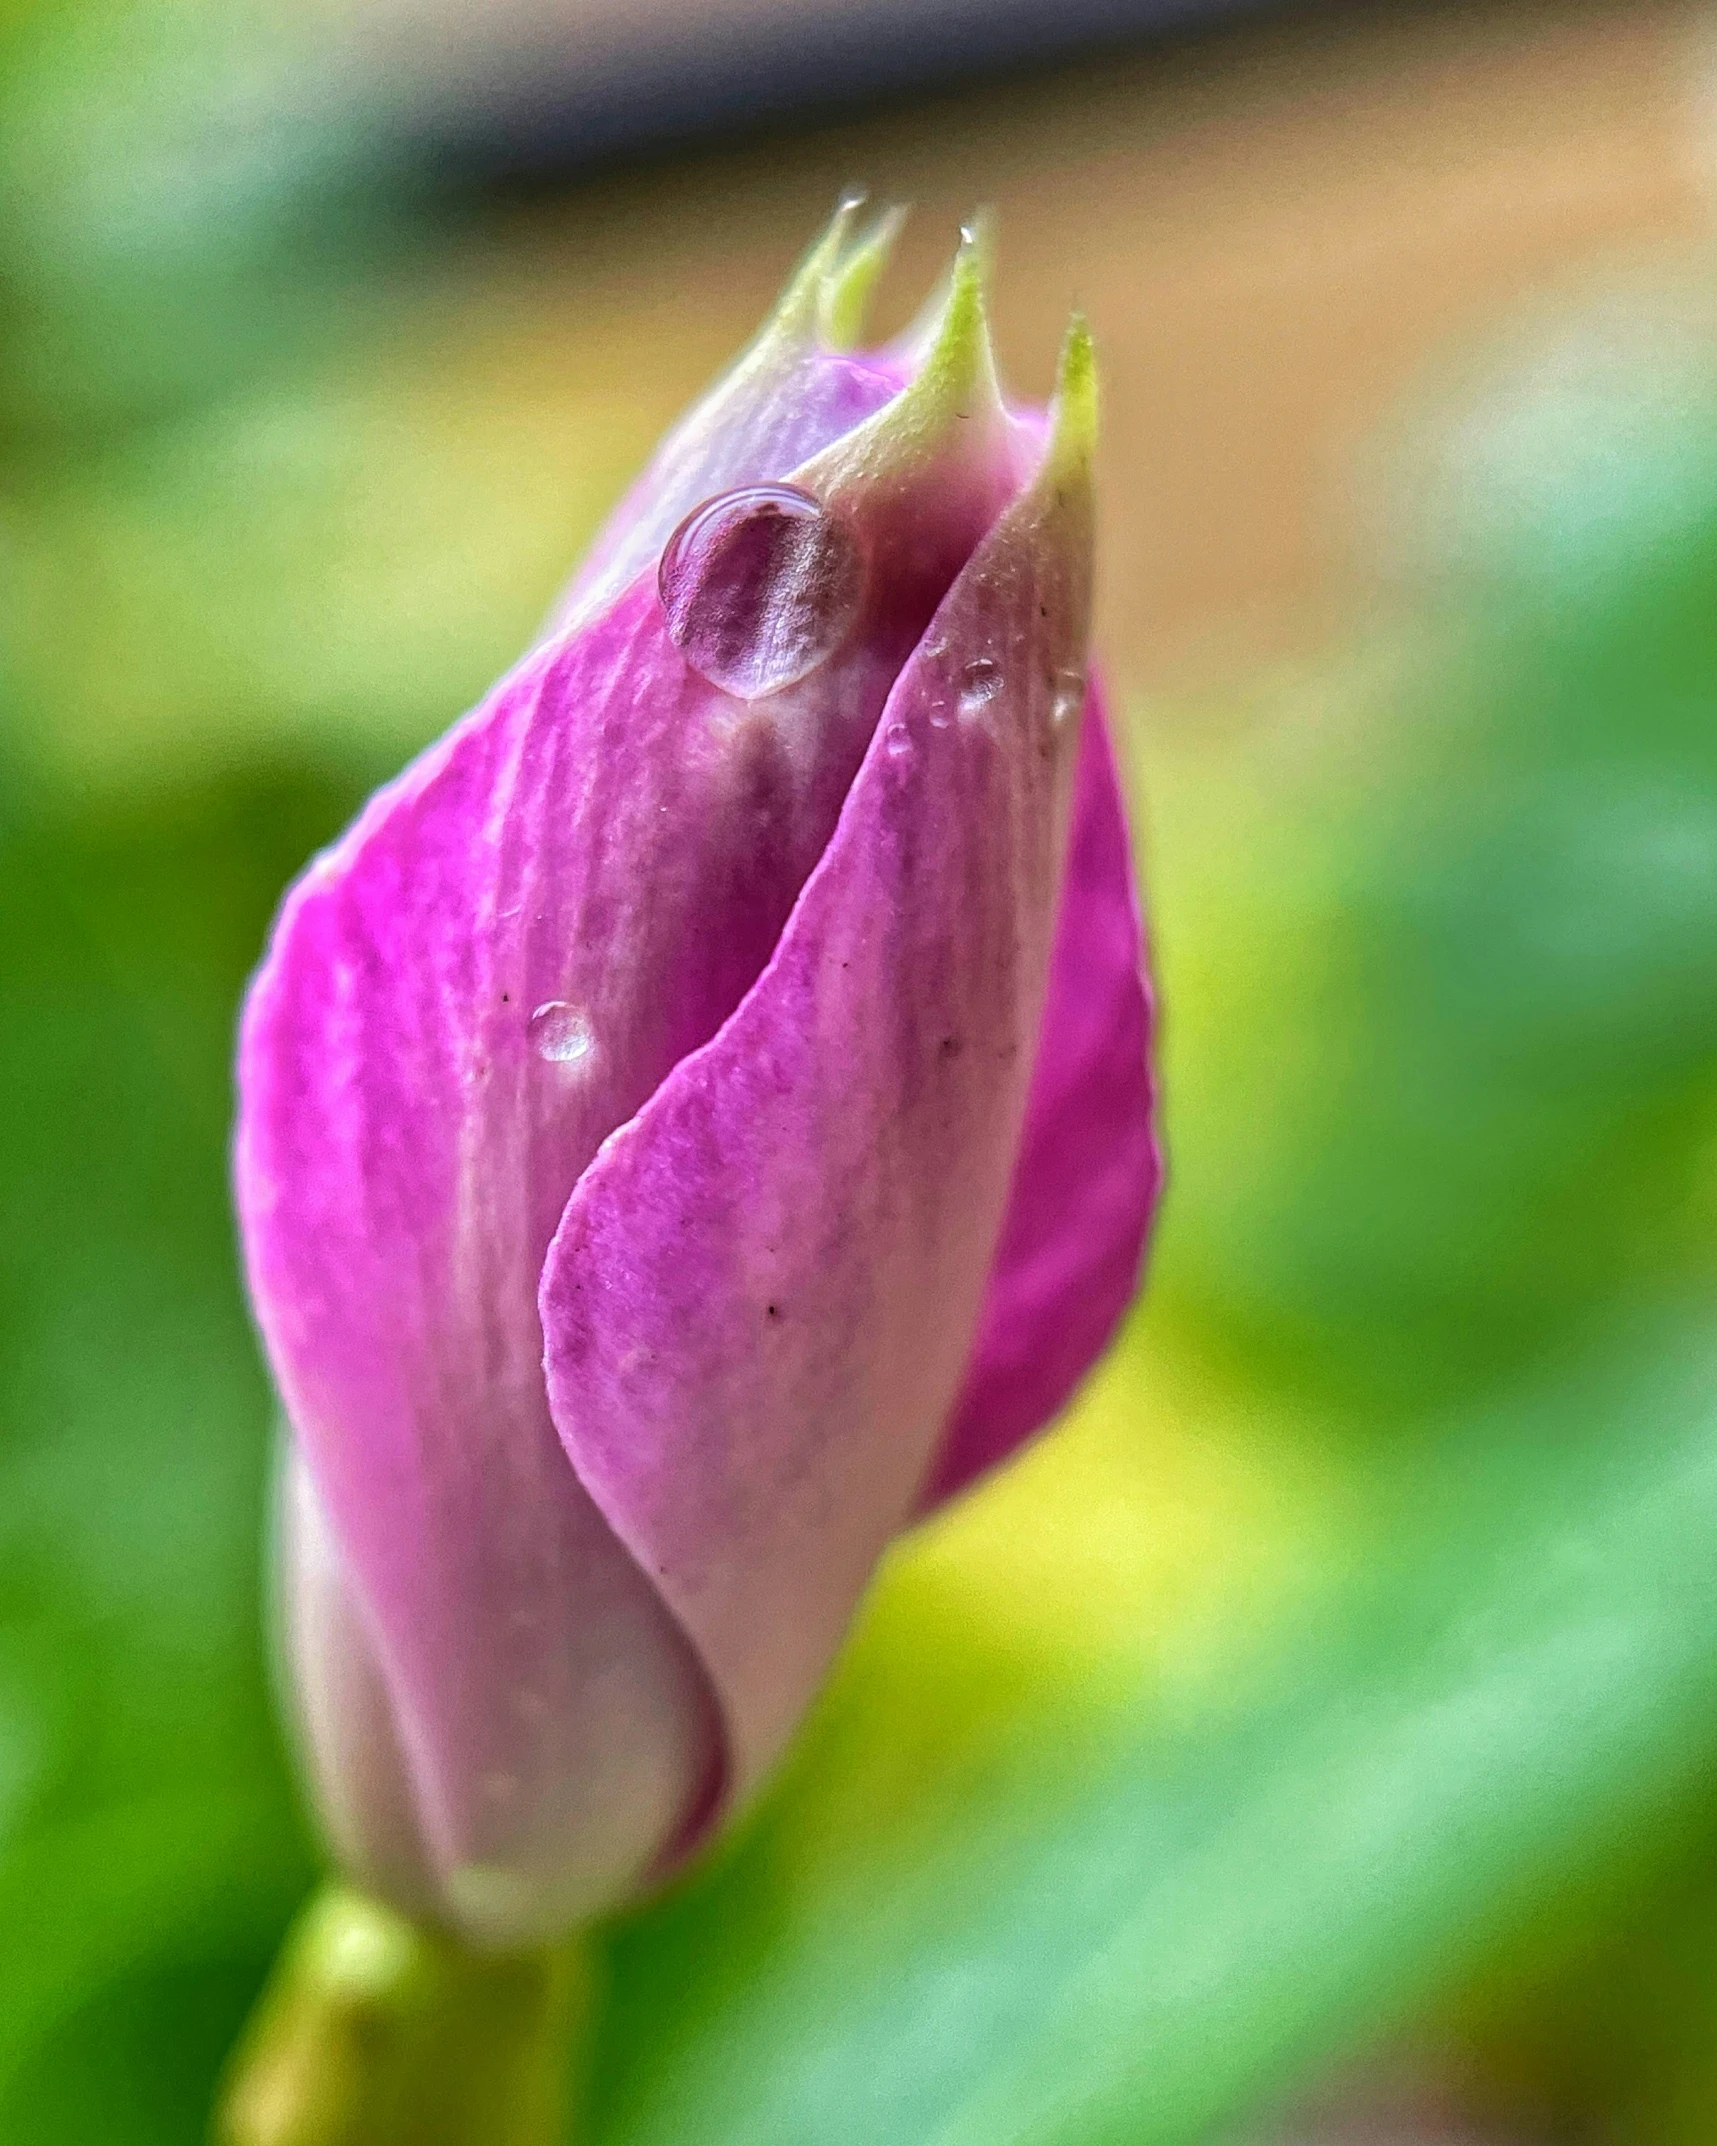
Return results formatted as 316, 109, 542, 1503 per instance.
6, 1, 1717, 2139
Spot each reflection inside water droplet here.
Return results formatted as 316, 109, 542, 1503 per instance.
529, 1001, 595, 1068
883, 723, 913, 758
659, 483, 865, 701
1050, 666, 1087, 725
958, 657, 1004, 716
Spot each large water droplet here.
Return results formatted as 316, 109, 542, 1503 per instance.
529, 1000, 595, 1068
958, 657, 1004, 717
883, 722, 914, 758
659, 483, 865, 701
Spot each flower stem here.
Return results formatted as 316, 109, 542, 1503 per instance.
213, 1884, 589, 2146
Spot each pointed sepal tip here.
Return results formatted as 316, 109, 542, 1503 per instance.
769, 192, 868, 343
1043, 311, 1098, 491
886, 220, 1004, 442
821, 204, 908, 350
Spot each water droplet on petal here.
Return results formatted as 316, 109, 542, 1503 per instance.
529, 1001, 595, 1068
958, 657, 1004, 717
884, 723, 914, 758
659, 483, 865, 701
1050, 666, 1087, 726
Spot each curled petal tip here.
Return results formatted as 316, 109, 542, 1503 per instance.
820, 203, 908, 350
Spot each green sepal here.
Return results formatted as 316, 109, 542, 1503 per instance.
213, 1885, 588, 2146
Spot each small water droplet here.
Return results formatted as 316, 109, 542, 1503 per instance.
958, 657, 1004, 717
659, 483, 865, 701
884, 723, 914, 758
927, 705, 953, 730
529, 1001, 595, 1068
1050, 666, 1087, 726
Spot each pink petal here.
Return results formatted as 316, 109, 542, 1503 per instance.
540, 436, 1094, 1804
236, 363, 1017, 1935
236, 591, 871, 1937
920, 686, 1160, 1509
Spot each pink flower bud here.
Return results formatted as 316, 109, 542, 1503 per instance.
234, 205, 1159, 1949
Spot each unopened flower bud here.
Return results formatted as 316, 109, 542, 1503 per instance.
235, 202, 1160, 1951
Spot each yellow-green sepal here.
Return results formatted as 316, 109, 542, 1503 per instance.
213, 1885, 590, 2146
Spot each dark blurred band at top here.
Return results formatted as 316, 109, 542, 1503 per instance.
365, 0, 1292, 182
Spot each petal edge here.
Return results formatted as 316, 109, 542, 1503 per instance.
540, 408, 1096, 1794
922, 687, 1160, 1511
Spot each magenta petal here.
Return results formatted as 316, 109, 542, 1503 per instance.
237, 338, 1019, 1928
237, 584, 885, 1937
921, 687, 1160, 1509
540, 460, 1092, 1799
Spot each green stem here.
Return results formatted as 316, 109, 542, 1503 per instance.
213, 1884, 591, 2146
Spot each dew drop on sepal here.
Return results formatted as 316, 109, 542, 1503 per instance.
529, 1001, 596, 1068
659, 483, 866, 701
958, 657, 1004, 716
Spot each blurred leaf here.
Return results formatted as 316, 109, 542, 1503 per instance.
0, 0, 412, 443
0, 752, 351, 2139
2, 260, 666, 792
591, 1318, 1717, 2146
1157, 462, 1717, 1413
0, 1797, 308, 2134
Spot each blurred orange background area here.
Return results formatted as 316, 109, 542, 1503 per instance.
441, 0, 1715, 687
